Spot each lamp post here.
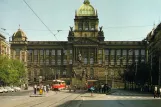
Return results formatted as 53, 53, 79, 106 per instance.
134, 59, 138, 90
105, 67, 108, 84
159, 56, 161, 86
111, 71, 114, 89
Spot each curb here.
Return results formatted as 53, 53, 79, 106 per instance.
30, 94, 45, 97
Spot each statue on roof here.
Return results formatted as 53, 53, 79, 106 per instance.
84, 0, 90, 4
99, 26, 103, 31
69, 26, 73, 31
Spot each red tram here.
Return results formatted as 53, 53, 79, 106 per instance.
52, 80, 66, 91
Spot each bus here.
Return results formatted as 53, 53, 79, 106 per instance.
52, 80, 66, 91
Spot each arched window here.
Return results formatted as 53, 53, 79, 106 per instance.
84, 58, 87, 64
85, 22, 89, 30
91, 23, 95, 30
78, 23, 83, 30
90, 58, 94, 64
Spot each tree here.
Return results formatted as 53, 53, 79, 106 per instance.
135, 62, 150, 86
0, 55, 26, 86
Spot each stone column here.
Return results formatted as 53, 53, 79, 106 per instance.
76, 47, 77, 61
102, 49, 105, 65
95, 48, 97, 63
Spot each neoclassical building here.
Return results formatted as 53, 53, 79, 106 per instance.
10, 0, 146, 87
0, 33, 10, 57
146, 23, 161, 86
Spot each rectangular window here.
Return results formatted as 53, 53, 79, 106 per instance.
70, 50, 72, 54
40, 50, 43, 55
51, 50, 55, 55
141, 49, 145, 55
110, 50, 115, 55
105, 50, 109, 55
28, 50, 32, 62
135, 50, 139, 56
123, 60, 126, 65
57, 59, 61, 65
128, 59, 132, 65
110, 60, 114, 65
116, 60, 120, 65
34, 50, 38, 55
116, 50, 121, 55
90, 58, 94, 64
98, 60, 102, 64
98, 50, 102, 54
16, 49, 20, 55
40, 59, 43, 65
105, 59, 109, 65
46, 50, 49, 55
128, 50, 133, 55
69, 60, 72, 64
63, 60, 67, 65
123, 50, 127, 55
46, 59, 49, 65
64, 50, 67, 55
51, 59, 55, 65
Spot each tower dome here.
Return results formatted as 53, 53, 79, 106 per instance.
77, 0, 96, 16
12, 29, 27, 41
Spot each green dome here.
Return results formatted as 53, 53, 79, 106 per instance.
13, 29, 27, 38
77, 0, 96, 16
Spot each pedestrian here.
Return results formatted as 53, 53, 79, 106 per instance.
43, 85, 46, 93
98, 84, 101, 93
46, 85, 49, 93
74, 85, 77, 92
90, 86, 95, 96
154, 86, 157, 98
33, 84, 37, 95
159, 87, 161, 98
101, 84, 104, 93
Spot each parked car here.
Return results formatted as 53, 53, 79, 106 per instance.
13, 87, 21, 91
0, 87, 8, 93
0, 88, 3, 93
5, 87, 14, 92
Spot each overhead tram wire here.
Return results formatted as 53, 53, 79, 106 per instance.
23, 0, 64, 50
0, 24, 153, 32
103, 25, 153, 29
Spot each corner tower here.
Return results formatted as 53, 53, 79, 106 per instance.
68, 0, 104, 42
10, 28, 28, 63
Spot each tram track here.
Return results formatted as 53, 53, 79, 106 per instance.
13, 91, 59, 107
13, 91, 84, 107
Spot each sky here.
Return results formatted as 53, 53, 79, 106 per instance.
0, 0, 161, 42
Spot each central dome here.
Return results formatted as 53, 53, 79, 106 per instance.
77, 0, 96, 16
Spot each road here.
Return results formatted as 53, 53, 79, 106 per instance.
78, 89, 161, 107
0, 89, 84, 107
0, 89, 161, 107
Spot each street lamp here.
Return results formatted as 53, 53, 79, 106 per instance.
111, 70, 114, 88
135, 59, 138, 77
134, 59, 138, 90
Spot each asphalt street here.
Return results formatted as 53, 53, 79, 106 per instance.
0, 89, 161, 107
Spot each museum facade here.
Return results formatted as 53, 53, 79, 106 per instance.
9, 0, 147, 87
